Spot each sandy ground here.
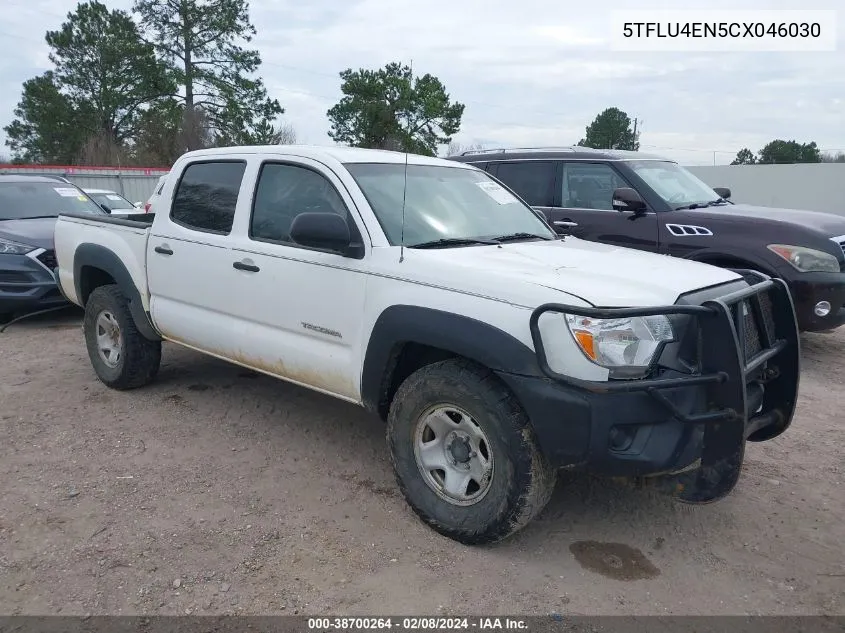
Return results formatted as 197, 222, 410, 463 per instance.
0, 308, 843, 617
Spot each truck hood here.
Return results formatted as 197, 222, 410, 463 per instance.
693, 203, 845, 235
398, 237, 740, 307
0, 217, 57, 250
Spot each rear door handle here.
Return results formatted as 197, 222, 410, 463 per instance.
154, 245, 173, 255
233, 261, 260, 273
554, 220, 578, 228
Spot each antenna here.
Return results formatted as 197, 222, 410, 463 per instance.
399, 150, 409, 263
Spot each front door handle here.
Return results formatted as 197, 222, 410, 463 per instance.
233, 261, 260, 273
554, 220, 578, 228
154, 245, 173, 255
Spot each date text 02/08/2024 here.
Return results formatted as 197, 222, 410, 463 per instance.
307, 617, 529, 631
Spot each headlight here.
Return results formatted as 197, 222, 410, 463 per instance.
565, 314, 675, 379
0, 237, 36, 255
767, 244, 840, 273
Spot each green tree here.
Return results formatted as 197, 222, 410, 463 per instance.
4, 72, 92, 163
133, 99, 190, 165
327, 62, 465, 156
134, 0, 283, 148
757, 139, 821, 164
5, 2, 171, 163
577, 107, 640, 151
731, 148, 757, 165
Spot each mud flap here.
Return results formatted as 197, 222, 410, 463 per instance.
665, 277, 799, 504
669, 296, 747, 504
670, 423, 746, 504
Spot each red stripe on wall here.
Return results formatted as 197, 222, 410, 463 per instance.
0, 164, 169, 174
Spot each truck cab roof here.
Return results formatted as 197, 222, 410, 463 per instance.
182, 144, 478, 168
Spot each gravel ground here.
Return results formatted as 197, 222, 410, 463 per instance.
0, 308, 843, 616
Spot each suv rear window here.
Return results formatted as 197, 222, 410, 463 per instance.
171, 161, 246, 234
493, 161, 555, 206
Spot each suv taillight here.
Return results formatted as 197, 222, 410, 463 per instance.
144, 202, 151, 213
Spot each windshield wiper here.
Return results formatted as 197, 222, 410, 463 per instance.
676, 198, 732, 210
408, 237, 500, 249
487, 232, 554, 243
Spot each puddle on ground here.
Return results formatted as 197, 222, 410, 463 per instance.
569, 541, 660, 581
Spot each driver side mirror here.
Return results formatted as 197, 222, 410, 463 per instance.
612, 187, 647, 213
713, 187, 731, 200
289, 211, 363, 258
98, 202, 112, 214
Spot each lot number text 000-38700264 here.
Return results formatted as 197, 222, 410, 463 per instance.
307, 617, 529, 631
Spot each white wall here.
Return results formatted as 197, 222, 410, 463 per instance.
0, 165, 165, 203
686, 163, 845, 217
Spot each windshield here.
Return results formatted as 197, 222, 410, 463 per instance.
0, 182, 106, 220
344, 163, 555, 246
627, 160, 721, 208
88, 192, 135, 210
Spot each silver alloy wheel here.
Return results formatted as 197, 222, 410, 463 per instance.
95, 310, 123, 368
413, 404, 495, 506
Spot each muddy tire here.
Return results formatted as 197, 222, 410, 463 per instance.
83, 285, 161, 390
387, 358, 556, 545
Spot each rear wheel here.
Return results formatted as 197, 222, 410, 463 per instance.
387, 359, 556, 545
83, 285, 161, 389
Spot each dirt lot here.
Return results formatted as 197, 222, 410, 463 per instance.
0, 308, 843, 617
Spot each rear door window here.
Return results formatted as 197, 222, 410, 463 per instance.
494, 161, 555, 206
170, 161, 246, 234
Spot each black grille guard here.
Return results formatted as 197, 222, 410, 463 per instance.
528, 270, 801, 504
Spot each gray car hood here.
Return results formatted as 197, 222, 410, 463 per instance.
0, 217, 58, 250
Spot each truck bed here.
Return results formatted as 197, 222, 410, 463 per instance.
54, 212, 152, 309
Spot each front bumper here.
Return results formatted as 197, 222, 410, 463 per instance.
780, 269, 845, 332
0, 248, 68, 316
500, 271, 800, 504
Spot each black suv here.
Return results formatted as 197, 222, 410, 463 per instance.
448, 147, 845, 332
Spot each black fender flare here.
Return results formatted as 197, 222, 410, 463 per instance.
360, 305, 543, 414
73, 243, 161, 341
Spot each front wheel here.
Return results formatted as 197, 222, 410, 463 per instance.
387, 359, 556, 545
83, 285, 161, 390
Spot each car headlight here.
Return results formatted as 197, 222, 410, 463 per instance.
767, 244, 840, 273
0, 237, 37, 255
565, 314, 675, 379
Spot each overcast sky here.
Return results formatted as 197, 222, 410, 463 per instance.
0, 0, 842, 165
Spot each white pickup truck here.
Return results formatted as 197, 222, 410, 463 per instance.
53, 145, 801, 545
